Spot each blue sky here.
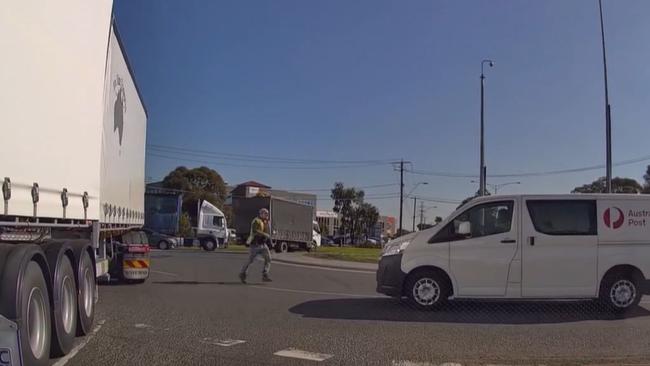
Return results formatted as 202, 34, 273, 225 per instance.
114, 0, 650, 226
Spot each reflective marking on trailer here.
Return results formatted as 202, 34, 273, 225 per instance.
51, 320, 105, 366
274, 348, 333, 362
200, 338, 246, 347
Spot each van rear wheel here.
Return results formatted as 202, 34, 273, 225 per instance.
405, 270, 449, 310
599, 272, 641, 313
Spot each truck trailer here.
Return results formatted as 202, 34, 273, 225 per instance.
233, 196, 317, 253
0, 1, 148, 365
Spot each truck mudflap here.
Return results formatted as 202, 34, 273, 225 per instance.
0, 316, 21, 366
122, 244, 150, 280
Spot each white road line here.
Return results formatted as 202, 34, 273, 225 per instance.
274, 348, 333, 362
250, 285, 381, 298
392, 362, 460, 366
200, 338, 246, 347
150, 270, 180, 277
273, 260, 375, 274
52, 319, 105, 366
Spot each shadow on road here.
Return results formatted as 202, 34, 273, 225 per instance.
289, 297, 650, 324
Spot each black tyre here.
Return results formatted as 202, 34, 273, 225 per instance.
158, 240, 170, 250
276, 242, 288, 253
599, 271, 642, 313
75, 248, 96, 336
42, 242, 77, 357
202, 239, 217, 251
405, 269, 450, 310
0, 245, 52, 366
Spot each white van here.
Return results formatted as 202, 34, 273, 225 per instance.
377, 194, 650, 312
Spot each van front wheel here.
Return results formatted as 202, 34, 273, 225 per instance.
405, 270, 449, 310
599, 272, 641, 312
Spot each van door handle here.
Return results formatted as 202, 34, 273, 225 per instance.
529, 236, 535, 246
500, 239, 516, 243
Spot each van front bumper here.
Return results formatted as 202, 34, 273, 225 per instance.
376, 253, 405, 297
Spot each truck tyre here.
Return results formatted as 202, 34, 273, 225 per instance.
0, 245, 52, 366
42, 242, 77, 357
158, 240, 170, 250
202, 239, 217, 252
69, 242, 95, 336
276, 242, 288, 253
599, 271, 642, 313
405, 269, 450, 310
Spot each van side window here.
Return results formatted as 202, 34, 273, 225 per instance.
213, 216, 224, 227
429, 201, 514, 243
526, 200, 596, 235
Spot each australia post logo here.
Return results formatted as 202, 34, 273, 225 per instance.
603, 207, 625, 229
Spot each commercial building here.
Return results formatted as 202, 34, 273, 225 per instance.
227, 181, 317, 209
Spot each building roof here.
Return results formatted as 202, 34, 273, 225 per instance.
237, 181, 271, 189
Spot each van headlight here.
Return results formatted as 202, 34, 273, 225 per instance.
382, 241, 410, 257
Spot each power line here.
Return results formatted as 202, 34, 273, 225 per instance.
286, 183, 398, 192
148, 144, 398, 165
148, 152, 392, 170
408, 154, 650, 179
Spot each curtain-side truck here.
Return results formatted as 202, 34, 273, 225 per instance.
0, 1, 149, 365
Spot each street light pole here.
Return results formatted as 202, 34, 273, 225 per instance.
599, 0, 612, 193
480, 59, 494, 196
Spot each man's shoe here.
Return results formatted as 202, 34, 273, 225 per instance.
262, 276, 272, 282
239, 273, 247, 284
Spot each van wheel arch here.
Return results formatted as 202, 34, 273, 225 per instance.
599, 265, 644, 293
403, 266, 454, 297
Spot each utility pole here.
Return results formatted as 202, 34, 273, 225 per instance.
419, 201, 425, 227
399, 159, 404, 235
480, 60, 494, 196
412, 196, 417, 232
599, 0, 613, 193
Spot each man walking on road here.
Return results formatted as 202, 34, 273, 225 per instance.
239, 208, 272, 283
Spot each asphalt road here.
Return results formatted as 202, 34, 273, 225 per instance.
60, 250, 650, 366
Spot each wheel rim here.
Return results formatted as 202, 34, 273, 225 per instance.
610, 279, 636, 308
281, 243, 288, 252
27, 286, 47, 359
61, 275, 76, 333
412, 277, 440, 306
82, 267, 94, 317
159, 241, 167, 250
205, 241, 215, 250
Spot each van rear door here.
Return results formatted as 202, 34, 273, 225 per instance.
521, 199, 598, 297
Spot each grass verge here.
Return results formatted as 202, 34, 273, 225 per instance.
306, 246, 381, 263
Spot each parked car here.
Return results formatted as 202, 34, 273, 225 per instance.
143, 228, 182, 250
321, 237, 335, 246
377, 194, 650, 313
228, 228, 237, 242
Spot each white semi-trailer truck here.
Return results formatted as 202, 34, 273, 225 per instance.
0, 1, 149, 365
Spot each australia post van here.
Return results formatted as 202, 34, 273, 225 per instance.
377, 194, 650, 312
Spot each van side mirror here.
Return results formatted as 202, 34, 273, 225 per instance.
457, 221, 471, 236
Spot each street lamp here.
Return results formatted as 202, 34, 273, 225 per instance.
471, 180, 520, 195
480, 59, 494, 196
407, 182, 428, 232
598, 0, 612, 193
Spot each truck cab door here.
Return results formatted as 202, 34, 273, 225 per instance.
446, 200, 518, 297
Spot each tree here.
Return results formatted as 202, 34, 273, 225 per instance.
330, 182, 378, 244
434, 216, 443, 224
572, 176, 642, 194
162, 166, 228, 224
178, 212, 192, 237
643, 165, 650, 193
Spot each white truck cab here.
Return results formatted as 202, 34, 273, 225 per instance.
312, 220, 322, 248
377, 194, 650, 312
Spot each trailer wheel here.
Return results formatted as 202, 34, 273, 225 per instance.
0, 245, 52, 366
74, 247, 96, 336
158, 240, 170, 250
42, 242, 77, 357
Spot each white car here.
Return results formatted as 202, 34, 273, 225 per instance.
377, 194, 650, 312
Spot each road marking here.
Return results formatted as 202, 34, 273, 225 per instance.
134, 323, 153, 329
274, 348, 333, 362
52, 319, 105, 366
392, 362, 460, 366
250, 285, 381, 298
200, 338, 246, 347
274, 260, 375, 274
150, 270, 180, 277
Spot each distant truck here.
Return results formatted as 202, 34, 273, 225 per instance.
233, 196, 318, 252
144, 189, 229, 251
1, 3, 149, 365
